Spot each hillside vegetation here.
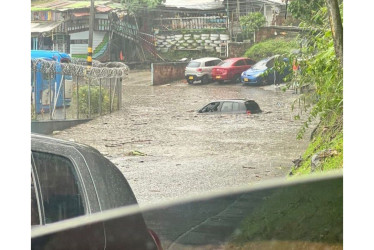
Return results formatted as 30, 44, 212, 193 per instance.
243, 1, 343, 176
287, 1, 343, 176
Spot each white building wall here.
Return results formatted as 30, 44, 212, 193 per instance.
264, 5, 276, 26
70, 31, 107, 55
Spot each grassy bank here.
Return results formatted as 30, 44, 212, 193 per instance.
225, 175, 343, 249
289, 115, 343, 176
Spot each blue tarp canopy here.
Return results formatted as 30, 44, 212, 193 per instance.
31, 50, 71, 62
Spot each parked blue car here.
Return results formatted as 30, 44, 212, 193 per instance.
241, 55, 290, 85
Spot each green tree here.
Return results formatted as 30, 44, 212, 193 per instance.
121, 0, 163, 12
239, 12, 266, 42
280, 0, 344, 175
244, 37, 298, 61
288, 0, 326, 26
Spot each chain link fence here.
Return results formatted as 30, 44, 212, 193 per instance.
31, 58, 129, 121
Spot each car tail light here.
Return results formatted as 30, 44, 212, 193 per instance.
148, 229, 163, 250
196, 68, 202, 72
246, 110, 251, 115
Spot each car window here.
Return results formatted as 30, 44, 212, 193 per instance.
218, 60, 234, 67
232, 102, 240, 112
213, 59, 222, 65
234, 60, 245, 66
32, 151, 85, 224
187, 61, 201, 68
266, 58, 275, 68
221, 102, 233, 112
205, 60, 214, 67
200, 102, 220, 112
245, 59, 256, 65
245, 100, 261, 113
251, 59, 268, 70
31, 169, 40, 226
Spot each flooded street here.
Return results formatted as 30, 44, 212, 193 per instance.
52, 70, 312, 205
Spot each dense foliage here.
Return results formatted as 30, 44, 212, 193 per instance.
121, 0, 163, 12
71, 85, 115, 116
288, 0, 326, 26
283, 0, 343, 175
243, 37, 298, 61
239, 12, 266, 41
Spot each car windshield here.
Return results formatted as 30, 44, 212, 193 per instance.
28, 0, 344, 249
218, 60, 234, 67
251, 58, 269, 70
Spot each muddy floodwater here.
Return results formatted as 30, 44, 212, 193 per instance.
52, 70, 313, 205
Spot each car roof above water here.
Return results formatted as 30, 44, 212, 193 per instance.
190, 57, 221, 63
211, 99, 249, 103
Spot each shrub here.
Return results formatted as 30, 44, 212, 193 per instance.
239, 12, 266, 40
71, 85, 115, 116
244, 38, 299, 61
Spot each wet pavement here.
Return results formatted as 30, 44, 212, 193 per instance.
52, 70, 312, 205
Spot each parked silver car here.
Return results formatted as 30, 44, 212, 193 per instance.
185, 57, 222, 84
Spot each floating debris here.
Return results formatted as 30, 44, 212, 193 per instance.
126, 150, 147, 156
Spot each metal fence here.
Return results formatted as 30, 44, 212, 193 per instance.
31, 58, 129, 121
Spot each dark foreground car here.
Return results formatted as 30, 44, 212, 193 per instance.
198, 99, 262, 114
241, 55, 291, 85
31, 133, 162, 250
32, 172, 343, 250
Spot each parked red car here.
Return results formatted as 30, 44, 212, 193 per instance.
211, 57, 256, 83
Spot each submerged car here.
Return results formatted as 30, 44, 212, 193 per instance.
185, 57, 222, 84
211, 57, 256, 83
241, 55, 291, 85
198, 99, 261, 114
31, 134, 162, 250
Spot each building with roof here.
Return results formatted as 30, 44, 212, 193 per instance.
31, 0, 151, 62
30, 0, 294, 62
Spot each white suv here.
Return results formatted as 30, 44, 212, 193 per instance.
185, 57, 222, 84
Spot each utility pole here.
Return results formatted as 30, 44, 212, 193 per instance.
87, 0, 95, 118
87, 0, 95, 66
227, 0, 230, 40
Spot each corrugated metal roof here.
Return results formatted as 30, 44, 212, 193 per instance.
31, 21, 62, 34
72, 12, 90, 17
66, 6, 112, 16
31, 0, 111, 12
96, 6, 112, 12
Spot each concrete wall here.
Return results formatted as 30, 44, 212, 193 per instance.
227, 42, 252, 58
255, 26, 300, 43
31, 119, 92, 135
151, 62, 188, 86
